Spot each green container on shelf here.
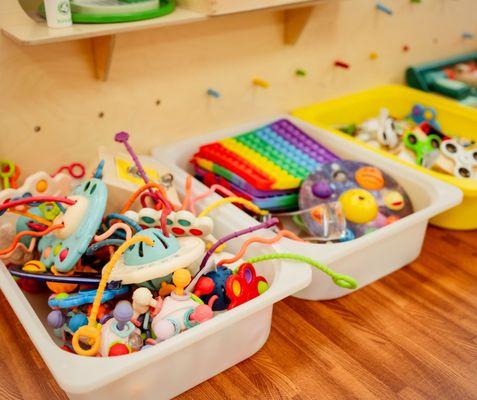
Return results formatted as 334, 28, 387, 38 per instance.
406, 52, 477, 107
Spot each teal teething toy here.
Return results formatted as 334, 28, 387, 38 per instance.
39, 178, 108, 273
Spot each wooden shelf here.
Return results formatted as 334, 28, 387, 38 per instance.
2, 6, 207, 46
1, 0, 318, 80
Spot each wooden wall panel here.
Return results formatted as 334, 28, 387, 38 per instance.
1, 0, 476, 176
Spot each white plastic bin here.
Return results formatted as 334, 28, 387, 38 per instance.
0, 167, 311, 400
153, 115, 463, 301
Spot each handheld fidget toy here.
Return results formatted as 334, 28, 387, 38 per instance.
407, 104, 441, 130
193, 262, 268, 311
357, 108, 402, 150
108, 228, 205, 286
99, 301, 143, 357
403, 130, 441, 167
433, 140, 477, 178
38, 178, 108, 273
299, 160, 413, 240
192, 119, 339, 191
151, 269, 214, 342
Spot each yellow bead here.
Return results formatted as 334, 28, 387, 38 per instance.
36, 179, 48, 193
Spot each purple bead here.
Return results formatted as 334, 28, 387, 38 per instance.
113, 301, 133, 330
47, 310, 65, 329
114, 131, 130, 143
312, 182, 333, 199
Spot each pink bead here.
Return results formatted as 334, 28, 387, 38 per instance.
190, 305, 213, 323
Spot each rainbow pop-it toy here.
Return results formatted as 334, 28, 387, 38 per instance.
191, 119, 339, 210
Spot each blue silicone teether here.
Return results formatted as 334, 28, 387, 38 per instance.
39, 177, 108, 273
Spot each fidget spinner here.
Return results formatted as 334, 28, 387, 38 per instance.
39, 178, 108, 273
433, 140, 477, 178
124, 208, 213, 239
299, 160, 413, 241
108, 228, 205, 288
358, 108, 401, 150
403, 131, 441, 167
407, 104, 441, 130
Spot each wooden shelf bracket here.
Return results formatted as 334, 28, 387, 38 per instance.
91, 35, 116, 81
283, 5, 314, 45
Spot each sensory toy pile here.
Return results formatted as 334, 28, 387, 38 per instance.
0, 132, 357, 357
338, 104, 477, 180
191, 119, 414, 243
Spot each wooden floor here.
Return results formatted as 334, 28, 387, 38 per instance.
0, 226, 476, 400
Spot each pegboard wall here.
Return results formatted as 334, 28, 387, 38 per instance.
1, 0, 476, 176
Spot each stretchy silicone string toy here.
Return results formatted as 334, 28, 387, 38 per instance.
198, 197, 269, 218
0, 224, 64, 256
115, 132, 165, 205
181, 175, 193, 211
0, 196, 76, 214
104, 213, 143, 234
244, 254, 357, 289
94, 222, 132, 242
185, 218, 281, 294
189, 184, 236, 215
217, 230, 305, 266
120, 182, 172, 236
52, 162, 86, 179
86, 239, 125, 255
72, 235, 153, 356
0, 239, 36, 259
8, 209, 52, 226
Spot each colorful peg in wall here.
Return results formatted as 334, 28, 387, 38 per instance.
334, 60, 350, 69
252, 78, 270, 88
295, 69, 307, 77
376, 2, 393, 15
207, 88, 221, 98
369, 52, 378, 60
462, 32, 475, 39
402, 45, 410, 52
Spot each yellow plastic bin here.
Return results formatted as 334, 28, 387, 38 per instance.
292, 85, 477, 230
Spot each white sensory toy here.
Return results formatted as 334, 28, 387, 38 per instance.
107, 229, 205, 285
124, 208, 214, 239
132, 287, 158, 318
151, 292, 201, 341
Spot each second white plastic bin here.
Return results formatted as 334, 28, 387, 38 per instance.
153, 115, 463, 301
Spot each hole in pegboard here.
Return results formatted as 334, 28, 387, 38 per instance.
433, 38, 438, 44
98, 112, 105, 118
34, 126, 41, 133
155, 99, 161, 106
